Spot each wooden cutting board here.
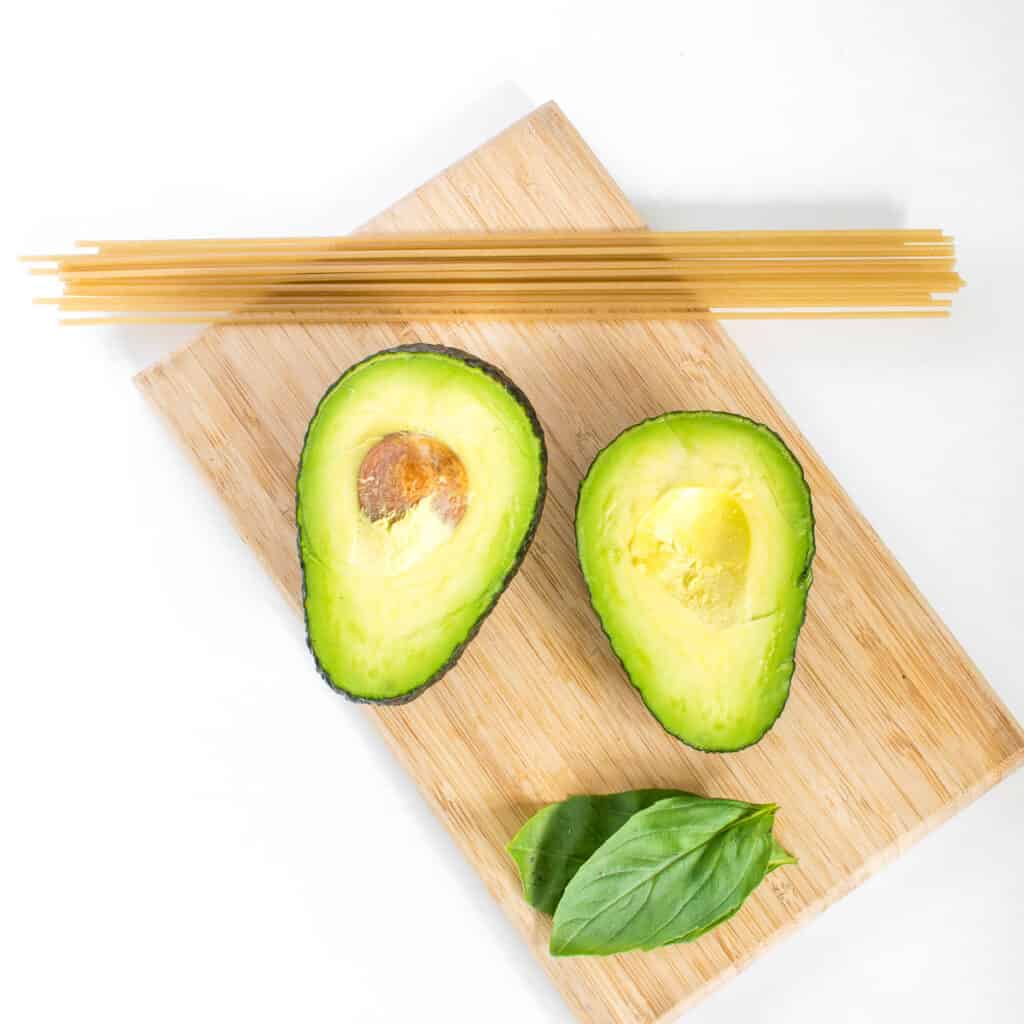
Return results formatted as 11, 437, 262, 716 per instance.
137, 102, 1024, 1023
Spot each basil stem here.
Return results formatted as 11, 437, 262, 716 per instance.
767, 835, 798, 873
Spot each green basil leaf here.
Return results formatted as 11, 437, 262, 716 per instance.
659, 817, 779, 947
549, 796, 776, 956
767, 836, 798, 873
507, 790, 687, 914
664, 833, 797, 948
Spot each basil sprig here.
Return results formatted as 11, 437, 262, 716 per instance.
507, 790, 795, 957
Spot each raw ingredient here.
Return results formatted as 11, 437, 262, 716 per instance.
508, 789, 797, 917
576, 411, 814, 751
551, 796, 786, 956
507, 790, 795, 957
507, 790, 680, 913
297, 344, 546, 702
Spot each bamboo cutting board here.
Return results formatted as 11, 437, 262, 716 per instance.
137, 103, 1024, 1023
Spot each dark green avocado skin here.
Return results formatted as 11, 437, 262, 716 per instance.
296, 343, 548, 705
574, 410, 815, 752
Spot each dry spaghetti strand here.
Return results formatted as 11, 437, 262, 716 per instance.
25, 229, 962, 325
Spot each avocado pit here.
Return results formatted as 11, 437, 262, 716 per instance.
358, 432, 468, 527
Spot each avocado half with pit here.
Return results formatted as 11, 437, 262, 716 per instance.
297, 344, 546, 703
576, 411, 814, 751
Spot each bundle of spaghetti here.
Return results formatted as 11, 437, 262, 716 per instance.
23, 229, 963, 325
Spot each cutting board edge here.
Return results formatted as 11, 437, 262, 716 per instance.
132, 367, 304, 614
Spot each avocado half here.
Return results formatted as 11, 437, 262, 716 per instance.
576, 411, 814, 751
297, 344, 547, 703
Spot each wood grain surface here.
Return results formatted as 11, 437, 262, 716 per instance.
136, 102, 1024, 1024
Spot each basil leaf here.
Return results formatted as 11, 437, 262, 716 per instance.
659, 816, 779, 947
767, 836, 798, 873
507, 790, 686, 914
549, 796, 776, 956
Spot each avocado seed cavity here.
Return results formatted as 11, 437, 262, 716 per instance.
629, 486, 751, 625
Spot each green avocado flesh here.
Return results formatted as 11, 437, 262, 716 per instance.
297, 345, 546, 702
576, 412, 814, 751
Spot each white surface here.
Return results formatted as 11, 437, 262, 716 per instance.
2, 2, 1022, 1021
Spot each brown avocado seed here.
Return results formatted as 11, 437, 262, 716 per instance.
358, 432, 468, 527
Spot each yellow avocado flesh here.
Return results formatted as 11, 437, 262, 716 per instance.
576, 412, 814, 751
628, 486, 752, 625
297, 350, 544, 700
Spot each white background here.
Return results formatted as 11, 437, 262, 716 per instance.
3, 2, 1022, 1021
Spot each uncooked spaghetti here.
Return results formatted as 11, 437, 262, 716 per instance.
23, 230, 962, 325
